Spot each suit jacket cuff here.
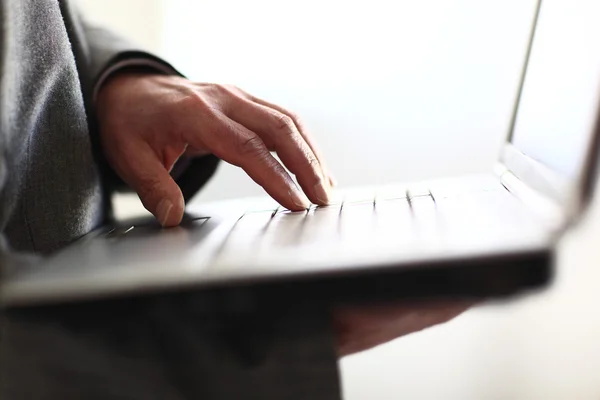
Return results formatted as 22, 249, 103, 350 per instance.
93, 57, 177, 102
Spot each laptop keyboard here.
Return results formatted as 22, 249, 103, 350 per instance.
92, 174, 549, 274
80, 175, 552, 279
211, 175, 549, 265
219, 186, 437, 254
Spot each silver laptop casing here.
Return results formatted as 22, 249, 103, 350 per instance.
2, 0, 597, 307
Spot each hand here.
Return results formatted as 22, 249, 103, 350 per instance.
333, 301, 472, 357
97, 73, 334, 227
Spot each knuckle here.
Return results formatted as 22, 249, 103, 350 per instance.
306, 154, 320, 170
223, 84, 240, 93
209, 84, 245, 109
276, 107, 301, 125
213, 83, 238, 97
212, 83, 228, 93
236, 134, 266, 158
286, 110, 300, 123
178, 91, 209, 112
293, 115, 306, 130
137, 178, 163, 202
271, 113, 295, 135
306, 154, 323, 181
203, 84, 228, 101
289, 112, 308, 132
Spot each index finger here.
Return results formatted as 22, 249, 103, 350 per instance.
184, 111, 311, 211
227, 99, 330, 206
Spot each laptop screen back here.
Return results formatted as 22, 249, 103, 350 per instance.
511, 0, 600, 181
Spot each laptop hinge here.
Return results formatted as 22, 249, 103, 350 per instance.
494, 162, 566, 232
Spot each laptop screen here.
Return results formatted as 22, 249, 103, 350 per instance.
511, 0, 600, 180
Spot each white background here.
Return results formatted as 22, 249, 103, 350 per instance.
80, 0, 537, 201
77, 1, 600, 399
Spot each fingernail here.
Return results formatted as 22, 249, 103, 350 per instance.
314, 181, 330, 205
289, 188, 310, 209
157, 198, 173, 227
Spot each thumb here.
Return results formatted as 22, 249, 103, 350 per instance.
122, 145, 185, 227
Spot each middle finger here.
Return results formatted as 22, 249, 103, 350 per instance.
227, 98, 331, 205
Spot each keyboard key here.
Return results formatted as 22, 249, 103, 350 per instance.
407, 186, 432, 200
375, 184, 408, 201
340, 202, 377, 233
374, 198, 413, 239
297, 205, 344, 247
429, 174, 502, 199
409, 195, 439, 230
339, 186, 376, 204
262, 209, 310, 248
215, 211, 274, 262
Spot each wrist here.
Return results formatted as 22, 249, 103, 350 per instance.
96, 71, 161, 119
94, 57, 179, 106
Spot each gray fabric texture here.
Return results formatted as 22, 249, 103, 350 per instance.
0, 293, 341, 400
0, 0, 103, 254
0, 1, 341, 398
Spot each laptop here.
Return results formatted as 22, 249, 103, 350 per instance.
3, 0, 600, 308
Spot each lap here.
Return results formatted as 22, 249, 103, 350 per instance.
0, 291, 340, 400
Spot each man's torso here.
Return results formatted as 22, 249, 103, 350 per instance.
0, 0, 104, 254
